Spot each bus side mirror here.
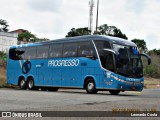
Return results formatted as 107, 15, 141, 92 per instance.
140, 53, 151, 65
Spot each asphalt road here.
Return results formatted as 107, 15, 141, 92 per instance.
0, 88, 159, 119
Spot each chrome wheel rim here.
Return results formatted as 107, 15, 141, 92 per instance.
28, 80, 33, 89
20, 80, 25, 88
88, 82, 94, 92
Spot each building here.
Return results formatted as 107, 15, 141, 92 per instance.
10, 29, 28, 34
10, 29, 28, 44
0, 32, 18, 53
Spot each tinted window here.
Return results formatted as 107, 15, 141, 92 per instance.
78, 41, 94, 57
9, 47, 25, 60
63, 43, 77, 57
37, 45, 49, 58
49, 44, 63, 58
24, 47, 36, 60
94, 41, 111, 64
105, 53, 114, 72
94, 41, 111, 53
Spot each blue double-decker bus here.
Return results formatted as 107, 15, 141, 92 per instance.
7, 35, 151, 95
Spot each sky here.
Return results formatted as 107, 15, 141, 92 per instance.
0, 0, 160, 50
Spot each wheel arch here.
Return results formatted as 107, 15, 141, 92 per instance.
26, 76, 34, 83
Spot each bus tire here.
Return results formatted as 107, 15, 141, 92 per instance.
27, 78, 37, 90
19, 78, 26, 89
109, 90, 120, 95
85, 79, 97, 94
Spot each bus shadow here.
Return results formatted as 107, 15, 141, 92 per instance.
8, 87, 140, 97
58, 90, 139, 97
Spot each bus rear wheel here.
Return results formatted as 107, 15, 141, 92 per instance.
27, 78, 37, 90
85, 80, 97, 94
109, 90, 120, 95
19, 78, 26, 89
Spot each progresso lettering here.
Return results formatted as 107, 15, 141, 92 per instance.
48, 59, 79, 67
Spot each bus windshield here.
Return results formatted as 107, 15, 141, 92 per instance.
113, 44, 143, 78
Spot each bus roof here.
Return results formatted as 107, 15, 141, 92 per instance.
11, 35, 137, 48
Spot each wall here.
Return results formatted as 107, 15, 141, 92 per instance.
0, 32, 18, 53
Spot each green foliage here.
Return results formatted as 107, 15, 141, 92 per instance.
18, 31, 49, 43
18, 32, 37, 42
148, 49, 160, 55
66, 28, 91, 37
0, 51, 7, 68
131, 39, 147, 53
145, 66, 157, 77
0, 51, 7, 60
66, 24, 128, 40
35, 38, 49, 42
0, 19, 9, 32
143, 54, 160, 78
95, 24, 128, 40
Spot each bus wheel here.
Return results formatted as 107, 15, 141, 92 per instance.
109, 90, 120, 95
19, 78, 26, 89
86, 80, 97, 94
27, 78, 36, 90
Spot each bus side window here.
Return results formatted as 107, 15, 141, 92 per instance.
94, 40, 111, 66
94, 40, 111, 53
24, 47, 36, 60
63, 43, 77, 57
37, 45, 49, 59
49, 44, 63, 58
78, 42, 93, 57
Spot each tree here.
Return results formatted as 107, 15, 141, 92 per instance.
36, 38, 49, 42
95, 24, 128, 40
18, 31, 49, 44
148, 49, 160, 55
66, 24, 128, 40
0, 19, 9, 32
0, 51, 7, 60
154, 49, 160, 55
18, 32, 37, 43
66, 27, 91, 37
131, 39, 147, 53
